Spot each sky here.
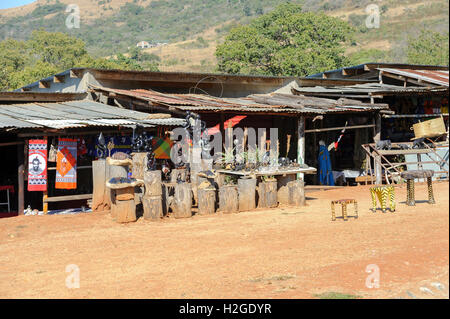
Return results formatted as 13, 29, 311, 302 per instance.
0, 0, 37, 10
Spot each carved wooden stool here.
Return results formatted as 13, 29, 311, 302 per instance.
331, 199, 358, 221
369, 185, 395, 213
400, 170, 435, 206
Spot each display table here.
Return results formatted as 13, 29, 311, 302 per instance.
217, 167, 316, 209
216, 167, 317, 177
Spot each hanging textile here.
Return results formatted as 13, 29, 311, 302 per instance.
28, 139, 48, 191
318, 144, 335, 186
95, 136, 132, 157
56, 138, 77, 189
152, 137, 174, 159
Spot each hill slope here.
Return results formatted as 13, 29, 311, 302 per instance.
0, 0, 448, 73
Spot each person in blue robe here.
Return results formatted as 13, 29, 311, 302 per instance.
318, 140, 335, 186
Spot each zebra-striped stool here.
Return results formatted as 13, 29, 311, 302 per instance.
400, 170, 435, 206
331, 199, 358, 221
370, 186, 395, 213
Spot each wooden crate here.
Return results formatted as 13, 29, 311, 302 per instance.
412, 117, 446, 139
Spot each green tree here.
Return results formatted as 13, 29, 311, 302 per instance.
0, 30, 159, 91
407, 30, 449, 65
215, 3, 354, 76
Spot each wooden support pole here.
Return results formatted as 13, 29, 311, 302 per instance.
373, 112, 382, 184
17, 143, 25, 215
297, 116, 305, 180
43, 191, 48, 214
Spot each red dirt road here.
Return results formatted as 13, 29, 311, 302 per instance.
0, 182, 448, 299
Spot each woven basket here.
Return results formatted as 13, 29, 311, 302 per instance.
411, 117, 446, 139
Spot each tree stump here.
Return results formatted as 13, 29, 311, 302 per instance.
219, 185, 238, 214
288, 180, 305, 207
113, 199, 136, 223
143, 195, 163, 220
238, 178, 257, 211
92, 159, 107, 211
277, 174, 296, 205
197, 188, 216, 215
115, 186, 135, 201
172, 183, 192, 218
144, 170, 162, 196
258, 180, 278, 208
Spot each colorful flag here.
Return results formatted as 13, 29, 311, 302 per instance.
28, 139, 48, 192
56, 138, 77, 189
152, 137, 174, 159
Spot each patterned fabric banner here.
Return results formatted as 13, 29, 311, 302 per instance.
28, 139, 48, 192
56, 138, 77, 189
152, 137, 174, 159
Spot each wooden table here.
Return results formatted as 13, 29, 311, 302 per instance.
217, 167, 317, 209
216, 167, 317, 178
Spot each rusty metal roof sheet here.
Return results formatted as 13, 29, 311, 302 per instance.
0, 100, 186, 130
90, 86, 388, 115
378, 68, 449, 87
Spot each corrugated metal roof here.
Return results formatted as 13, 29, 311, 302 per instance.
292, 83, 449, 94
378, 68, 449, 87
0, 100, 186, 130
90, 86, 388, 115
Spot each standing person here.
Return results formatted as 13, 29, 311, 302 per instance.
318, 140, 335, 186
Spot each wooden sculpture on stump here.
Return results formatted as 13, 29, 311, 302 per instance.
142, 170, 163, 221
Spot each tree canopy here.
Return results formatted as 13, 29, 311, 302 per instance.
407, 30, 449, 66
0, 30, 159, 91
215, 3, 354, 76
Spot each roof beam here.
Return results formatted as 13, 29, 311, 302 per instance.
88, 69, 288, 85
39, 80, 51, 89
0, 92, 87, 102
53, 75, 66, 83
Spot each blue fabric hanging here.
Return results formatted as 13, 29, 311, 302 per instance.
318, 145, 335, 186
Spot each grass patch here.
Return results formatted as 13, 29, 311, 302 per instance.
249, 274, 296, 283
314, 291, 362, 299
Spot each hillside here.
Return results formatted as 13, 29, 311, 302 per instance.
0, 0, 448, 73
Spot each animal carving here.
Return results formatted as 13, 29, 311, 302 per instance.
375, 140, 392, 150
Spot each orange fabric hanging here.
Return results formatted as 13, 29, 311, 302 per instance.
55, 138, 77, 189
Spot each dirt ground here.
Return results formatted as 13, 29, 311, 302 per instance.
0, 182, 448, 299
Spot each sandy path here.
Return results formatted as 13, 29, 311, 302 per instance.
0, 182, 448, 299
